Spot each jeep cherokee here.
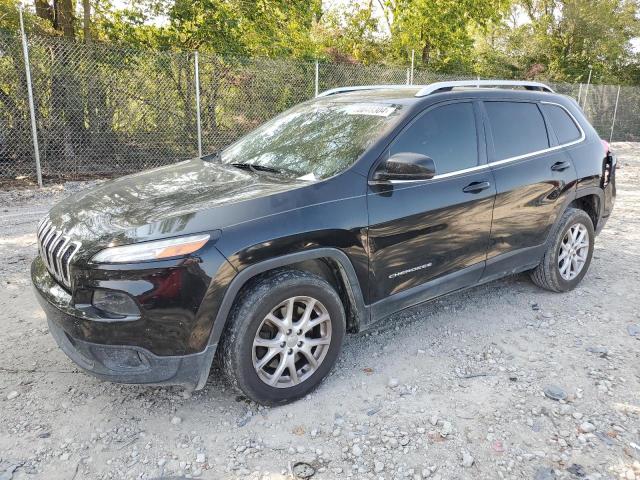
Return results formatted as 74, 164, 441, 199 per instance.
31, 80, 616, 405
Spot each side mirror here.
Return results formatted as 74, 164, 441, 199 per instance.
372, 152, 436, 182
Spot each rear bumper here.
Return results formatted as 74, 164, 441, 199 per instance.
32, 259, 217, 390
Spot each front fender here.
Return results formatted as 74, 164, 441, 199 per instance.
204, 248, 368, 351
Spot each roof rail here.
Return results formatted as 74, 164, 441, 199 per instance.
414, 80, 554, 97
316, 80, 555, 99
316, 85, 417, 97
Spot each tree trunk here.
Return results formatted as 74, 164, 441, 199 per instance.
422, 40, 431, 65
54, 0, 75, 38
35, 0, 54, 24
83, 0, 91, 43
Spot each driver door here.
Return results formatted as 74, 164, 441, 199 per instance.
367, 100, 496, 315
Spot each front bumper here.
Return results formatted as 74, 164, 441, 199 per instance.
31, 257, 218, 390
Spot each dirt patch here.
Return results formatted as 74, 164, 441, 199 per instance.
1, 144, 639, 480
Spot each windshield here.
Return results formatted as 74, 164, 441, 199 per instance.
218, 100, 403, 179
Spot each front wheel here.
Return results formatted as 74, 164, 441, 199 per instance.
530, 208, 595, 292
219, 269, 346, 405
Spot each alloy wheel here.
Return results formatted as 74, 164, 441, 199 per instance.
558, 223, 589, 281
252, 296, 332, 388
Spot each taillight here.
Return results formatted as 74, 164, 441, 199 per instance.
601, 139, 612, 187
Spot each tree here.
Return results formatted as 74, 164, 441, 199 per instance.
478, 0, 640, 82
378, 0, 510, 70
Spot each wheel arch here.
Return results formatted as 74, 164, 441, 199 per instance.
569, 188, 603, 230
206, 248, 368, 351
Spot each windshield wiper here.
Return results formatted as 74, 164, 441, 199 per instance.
230, 163, 285, 174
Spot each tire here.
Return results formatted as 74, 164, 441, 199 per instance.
219, 269, 346, 405
530, 207, 595, 292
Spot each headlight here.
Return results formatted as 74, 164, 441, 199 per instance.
92, 234, 210, 263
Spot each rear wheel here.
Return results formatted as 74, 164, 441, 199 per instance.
530, 208, 595, 292
219, 269, 346, 405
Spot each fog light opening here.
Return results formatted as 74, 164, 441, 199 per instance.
92, 289, 141, 318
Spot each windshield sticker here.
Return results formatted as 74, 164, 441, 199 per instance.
342, 104, 397, 117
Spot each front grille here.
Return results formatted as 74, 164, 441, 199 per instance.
37, 218, 81, 289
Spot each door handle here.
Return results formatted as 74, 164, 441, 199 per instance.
551, 161, 571, 172
462, 181, 491, 194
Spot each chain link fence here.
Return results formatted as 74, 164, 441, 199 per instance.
1, 30, 639, 185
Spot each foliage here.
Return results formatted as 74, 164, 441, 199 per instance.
1, 0, 638, 83
381, 0, 511, 71
474, 0, 640, 83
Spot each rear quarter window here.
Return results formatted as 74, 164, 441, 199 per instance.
542, 104, 582, 144
485, 102, 549, 160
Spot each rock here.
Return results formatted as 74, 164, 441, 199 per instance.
60, 452, 70, 461
534, 467, 556, 480
626, 324, 640, 336
579, 422, 596, 433
594, 431, 614, 446
461, 450, 474, 468
387, 378, 400, 389
170, 416, 182, 425
352, 444, 362, 457
366, 406, 382, 416
292, 462, 315, 479
567, 463, 587, 477
195, 453, 206, 463
374, 461, 385, 473
586, 346, 608, 357
543, 385, 567, 401
440, 421, 453, 437
6, 391, 19, 400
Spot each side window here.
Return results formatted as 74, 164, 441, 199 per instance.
485, 102, 549, 160
542, 104, 582, 144
390, 102, 478, 175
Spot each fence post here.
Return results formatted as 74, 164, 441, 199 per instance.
577, 83, 583, 105
314, 60, 319, 97
194, 51, 202, 158
609, 85, 621, 143
19, 8, 42, 187
582, 66, 592, 110
410, 49, 415, 85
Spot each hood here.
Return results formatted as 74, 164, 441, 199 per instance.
47, 159, 307, 248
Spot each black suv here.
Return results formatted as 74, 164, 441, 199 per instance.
32, 81, 616, 405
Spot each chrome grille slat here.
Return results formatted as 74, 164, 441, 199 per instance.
46, 231, 62, 268
55, 237, 70, 274
37, 218, 49, 237
42, 228, 57, 270
36, 217, 81, 289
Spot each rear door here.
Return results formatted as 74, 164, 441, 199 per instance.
367, 100, 496, 309
481, 100, 579, 281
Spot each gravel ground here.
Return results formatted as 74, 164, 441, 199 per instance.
1, 144, 639, 480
